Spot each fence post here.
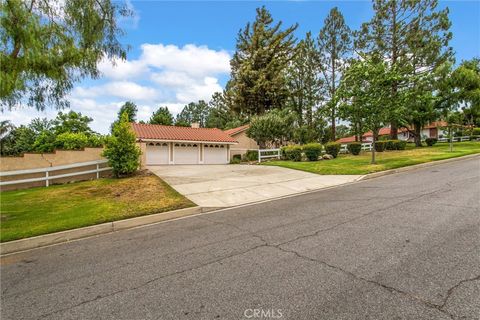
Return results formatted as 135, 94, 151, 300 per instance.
258, 149, 261, 163
45, 171, 49, 187
96, 163, 100, 179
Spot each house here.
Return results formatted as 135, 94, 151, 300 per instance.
336, 121, 448, 143
132, 123, 238, 167
223, 125, 259, 160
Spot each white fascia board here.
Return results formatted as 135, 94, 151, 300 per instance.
138, 138, 238, 145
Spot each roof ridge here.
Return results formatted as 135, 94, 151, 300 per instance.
132, 123, 220, 130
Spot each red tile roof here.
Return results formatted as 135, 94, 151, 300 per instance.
335, 121, 448, 143
131, 123, 238, 143
224, 124, 250, 136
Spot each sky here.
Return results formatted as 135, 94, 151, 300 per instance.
2, 0, 479, 134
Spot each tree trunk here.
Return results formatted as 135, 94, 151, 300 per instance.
371, 130, 378, 164
414, 123, 422, 147
390, 121, 398, 140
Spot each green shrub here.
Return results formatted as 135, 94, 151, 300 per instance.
87, 134, 104, 147
55, 132, 88, 150
324, 142, 341, 158
385, 140, 395, 150
232, 154, 242, 161
425, 138, 437, 146
244, 150, 258, 162
303, 143, 322, 161
283, 145, 302, 161
347, 142, 362, 155
230, 157, 241, 164
395, 140, 407, 150
102, 112, 141, 177
374, 141, 386, 152
32, 131, 56, 153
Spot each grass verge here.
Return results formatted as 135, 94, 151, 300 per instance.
0, 172, 194, 242
264, 141, 480, 175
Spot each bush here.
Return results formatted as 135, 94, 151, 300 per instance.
425, 138, 438, 146
472, 128, 480, 136
303, 143, 322, 161
374, 141, 386, 152
244, 150, 258, 162
230, 157, 241, 164
385, 140, 396, 150
232, 154, 242, 161
102, 112, 141, 177
324, 142, 341, 158
283, 145, 302, 161
55, 132, 88, 150
87, 134, 104, 147
347, 142, 362, 155
32, 131, 56, 153
395, 140, 407, 150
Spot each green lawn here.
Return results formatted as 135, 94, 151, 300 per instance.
0, 173, 194, 242
265, 141, 480, 175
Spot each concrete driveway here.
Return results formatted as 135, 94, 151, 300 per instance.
148, 164, 361, 207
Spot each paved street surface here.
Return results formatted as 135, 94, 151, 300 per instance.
148, 164, 361, 207
2, 157, 479, 320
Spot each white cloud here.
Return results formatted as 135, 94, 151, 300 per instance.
1, 43, 231, 133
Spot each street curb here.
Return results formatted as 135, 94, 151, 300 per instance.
0, 206, 203, 255
358, 153, 480, 181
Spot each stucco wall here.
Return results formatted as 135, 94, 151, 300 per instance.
0, 148, 109, 191
230, 131, 259, 159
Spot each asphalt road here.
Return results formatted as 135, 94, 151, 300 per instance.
1, 157, 479, 320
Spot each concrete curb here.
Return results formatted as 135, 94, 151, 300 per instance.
359, 153, 480, 181
0, 206, 203, 255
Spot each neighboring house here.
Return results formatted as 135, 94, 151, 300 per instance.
337, 121, 448, 143
132, 123, 238, 167
224, 125, 259, 160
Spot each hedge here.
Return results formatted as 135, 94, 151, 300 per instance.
374, 141, 386, 152
347, 142, 362, 155
324, 142, 341, 158
244, 150, 258, 161
303, 143, 322, 161
425, 138, 437, 146
283, 145, 302, 161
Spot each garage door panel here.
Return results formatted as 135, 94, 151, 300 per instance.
146, 143, 169, 165
174, 144, 199, 164
204, 144, 228, 164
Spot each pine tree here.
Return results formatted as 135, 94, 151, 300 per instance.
357, 0, 452, 139
317, 7, 352, 141
229, 6, 297, 116
175, 101, 210, 127
287, 32, 323, 128
149, 107, 174, 125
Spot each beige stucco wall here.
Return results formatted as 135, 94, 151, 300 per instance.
0, 148, 109, 191
137, 142, 147, 169
229, 131, 259, 159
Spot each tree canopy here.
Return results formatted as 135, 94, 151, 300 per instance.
1, 0, 131, 111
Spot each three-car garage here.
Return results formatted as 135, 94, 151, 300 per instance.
133, 123, 237, 166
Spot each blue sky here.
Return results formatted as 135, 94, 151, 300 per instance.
2, 0, 479, 133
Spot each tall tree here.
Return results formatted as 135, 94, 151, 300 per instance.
206, 92, 243, 129
149, 106, 174, 125
111, 101, 138, 130
317, 7, 352, 141
287, 32, 323, 127
175, 100, 210, 127
451, 58, 480, 127
338, 56, 400, 164
1, 0, 131, 111
53, 111, 94, 135
357, 0, 452, 139
229, 6, 297, 116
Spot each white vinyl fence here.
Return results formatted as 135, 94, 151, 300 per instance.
0, 160, 111, 187
258, 149, 281, 163
437, 136, 473, 143
339, 142, 373, 154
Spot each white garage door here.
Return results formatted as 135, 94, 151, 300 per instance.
204, 144, 228, 164
174, 143, 199, 164
146, 143, 169, 165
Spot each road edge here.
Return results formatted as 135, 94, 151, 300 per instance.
358, 153, 480, 181
0, 206, 205, 255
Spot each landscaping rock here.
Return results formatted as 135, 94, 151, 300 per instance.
323, 154, 334, 160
